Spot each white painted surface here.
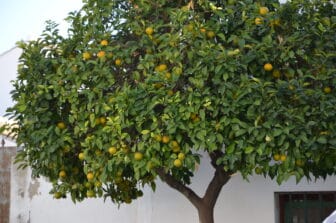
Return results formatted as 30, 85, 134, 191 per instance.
9, 154, 336, 223
0, 47, 21, 116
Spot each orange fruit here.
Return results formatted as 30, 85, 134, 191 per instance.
108, 146, 117, 155
83, 52, 91, 60
154, 134, 162, 142
97, 51, 106, 58
171, 140, 179, 147
200, 28, 206, 33
255, 17, 263, 25
264, 63, 273, 71
162, 135, 170, 144
145, 27, 154, 35
206, 31, 215, 38
115, 59, 122, 66
57, 122, 66, 130
59, 170, 66, 178
178, 152, 185, 160
86, 190, 95, 198
78, 152, 85, 160
100, 39, 108, 46
99, 117, 107, 125
87, 172, 94, 181
173, 159, 182, 168
95, 181, 102, 188
155, 64, 167, 72
54, 192, 62, 199
259, 7, 269, 16
273, 154, 280, 161
164, 72, 172, 80
134, 152, 143, 161
280, 154, 287, 162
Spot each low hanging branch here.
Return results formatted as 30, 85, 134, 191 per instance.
156, 167, 202, 208
157, 150, 232, 210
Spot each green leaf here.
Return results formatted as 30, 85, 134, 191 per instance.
244, 146, 254, 154
141, 129, 150, 135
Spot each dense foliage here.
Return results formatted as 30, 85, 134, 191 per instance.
6, 0, 336, 211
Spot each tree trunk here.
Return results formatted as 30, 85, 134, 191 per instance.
198, 204, 215, 223
156, 150, 232, 223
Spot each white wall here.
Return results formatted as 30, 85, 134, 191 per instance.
9, 154, 336, 223
0, 47, 21, 116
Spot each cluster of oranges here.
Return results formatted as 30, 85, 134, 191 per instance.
82, 39, 122, 66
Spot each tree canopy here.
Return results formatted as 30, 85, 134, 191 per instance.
4, 0, 336, 222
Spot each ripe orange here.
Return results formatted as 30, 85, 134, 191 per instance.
255, 17, 263, 25
155, 64, 167, 72
100, 39, 108, 46
134, 152, 143, 161
280, 154, 287, 162
108, 146, 117, 155
264, 63, 273, 71
173, 159, 182, 168
83, 52, 91, 60
87, 172, 94, 181
259, 7, 269, 16
145, 27, 154, 35
78, 152, 85, 160
162, 135, 170, 144
57, 122, 66, 130
97, 51, 106, 58
200, 28, 206, 33
273, 154, 280, 161
59, 170, 66, 178
115, 59, 122, 66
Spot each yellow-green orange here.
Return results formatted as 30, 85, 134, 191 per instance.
134, 152, 143, 161
78, 152, 85, 160
108, 146, 117, 155
173, 159, 182, 168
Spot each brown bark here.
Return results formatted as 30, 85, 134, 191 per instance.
156, 150, 232, 223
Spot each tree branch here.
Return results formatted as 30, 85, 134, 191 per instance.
156, 167, 202, 208
202, 151, 232, 208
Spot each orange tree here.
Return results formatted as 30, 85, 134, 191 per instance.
5, 0, 336, 223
